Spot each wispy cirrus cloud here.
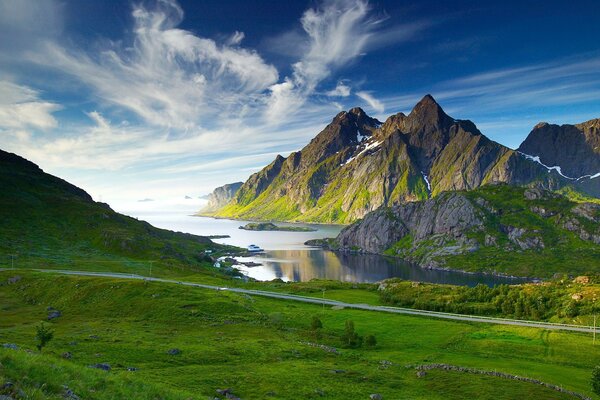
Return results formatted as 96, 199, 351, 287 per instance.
264, 0, 428, 123
326, 81, 352, 97
0, 81, 61, 131
356, 90, 384, 113
28, 0, 279, 130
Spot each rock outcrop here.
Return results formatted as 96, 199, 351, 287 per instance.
333, 185, 600, 271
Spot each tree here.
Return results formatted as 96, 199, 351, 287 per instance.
592, 366, 600, 395
341, 320, 362, 348
311, 316, 323, 331
35, 322, 54, 352
365, 334, 377, 348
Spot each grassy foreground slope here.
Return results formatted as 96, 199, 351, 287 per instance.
1, 271, 599, 399
0, 149, 233, 277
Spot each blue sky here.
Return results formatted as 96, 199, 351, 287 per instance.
1, 0, 599, 213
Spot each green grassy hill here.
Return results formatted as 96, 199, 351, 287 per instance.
1, 271, 598, 399
0, 149, 233, 277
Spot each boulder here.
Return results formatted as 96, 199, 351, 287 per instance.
47, 310, 62, 320
90, 363, 111, 371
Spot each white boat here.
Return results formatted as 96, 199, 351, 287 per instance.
247, 244, 264, 253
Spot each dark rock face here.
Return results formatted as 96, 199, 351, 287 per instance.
214, 95, 573, 223
200, 182, 243, 213
518, 119, 600, 178
518, 119, 600, 196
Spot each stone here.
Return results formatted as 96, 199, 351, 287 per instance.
416, 370, 427, 378
167, 348, 181, 355
48, 310, 62, 320
62, 352, 73, 359
62, 385, 80, 400
369, 394, 383, 400
216, 388, 232, 396
0, 395, 14, 400
90, 363, 111, 371
2, 343, 17, 350
126, 367, 138, 371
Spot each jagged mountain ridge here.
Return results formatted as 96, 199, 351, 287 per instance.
518, 119, 600, 196
212, 95, 568, 224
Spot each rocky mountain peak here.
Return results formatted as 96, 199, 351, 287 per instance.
405, 94, 454, 132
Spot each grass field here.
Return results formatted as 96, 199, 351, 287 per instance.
1, 271, 599, 399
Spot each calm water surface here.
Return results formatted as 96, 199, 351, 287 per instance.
128, 212, 528, 286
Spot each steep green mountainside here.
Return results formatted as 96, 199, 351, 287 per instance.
336, 184, 600, 277
1, 271, 598, 399
213, 95, 572, 224
0, 149, 227, 274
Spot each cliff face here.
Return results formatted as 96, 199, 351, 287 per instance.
200, 182, 243, 214
334, 185, 600, 276
212, 95, 569, 224
518, 119, 600, 177
518, 119, 600, 196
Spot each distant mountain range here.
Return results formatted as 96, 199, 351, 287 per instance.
202, 95, 599, 223
199, 182, 243, 214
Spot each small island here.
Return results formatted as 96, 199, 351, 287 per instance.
239, 222, 317, 232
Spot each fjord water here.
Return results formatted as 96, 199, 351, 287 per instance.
127, 212, 527, 286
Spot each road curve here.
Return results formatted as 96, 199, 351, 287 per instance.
5, 268, 597, 334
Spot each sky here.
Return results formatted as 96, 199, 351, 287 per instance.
1, 0, 600, 214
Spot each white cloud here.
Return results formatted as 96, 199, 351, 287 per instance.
326, 81, 351, 97
0, 81, 61, 130
29, 0, 278, 129
227, 31, 245, 46
265, 0, 384, 123
356, 91, 384, 113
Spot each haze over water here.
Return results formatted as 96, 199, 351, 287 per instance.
126, 211, 528, 286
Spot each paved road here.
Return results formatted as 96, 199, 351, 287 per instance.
4, 268, 597, 334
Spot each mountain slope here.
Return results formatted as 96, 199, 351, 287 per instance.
214, 95, 568, 224
199, 181, 243, 214
0, 149, 223, 272
518, 118, 600, 196
334, 184, 600, 277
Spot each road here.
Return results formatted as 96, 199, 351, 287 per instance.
4, 268, 597, 334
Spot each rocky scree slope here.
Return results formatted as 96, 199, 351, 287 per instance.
213, 95, 569, 224
336, 185, 600, 277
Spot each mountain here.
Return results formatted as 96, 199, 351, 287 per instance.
199, 181, 243, 214
212, 95, 568, 224
517, 119, 600, 196
333, 184, 600, 277
0, 149, 222, 271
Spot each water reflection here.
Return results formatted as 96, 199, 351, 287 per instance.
233, 249, 528, 286
121, 213, 529, 286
